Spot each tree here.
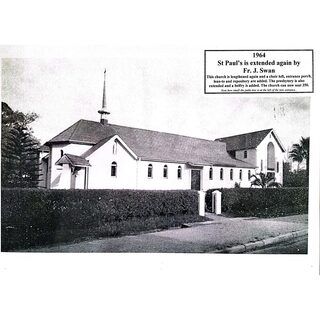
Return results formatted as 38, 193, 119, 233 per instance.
1, 102, 40, 188
289, 137, 310, 177
250, 172, 282, 188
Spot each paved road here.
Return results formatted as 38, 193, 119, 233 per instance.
250, 235, 308, 254
27, 214, 308, 253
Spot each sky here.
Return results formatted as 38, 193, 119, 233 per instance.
1, 48, 310, 152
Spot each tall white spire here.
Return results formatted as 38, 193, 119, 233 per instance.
98, 68, 110, 124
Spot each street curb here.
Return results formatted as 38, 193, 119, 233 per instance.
211, 228, 308, 253
181, 221, 217, 228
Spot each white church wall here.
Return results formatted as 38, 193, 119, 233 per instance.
60, 164, 71, 188
203, 166, 252, 190
86, 138, 137, 189
235, 148, 256, 165
136, 163, 254, 191
75, 168, 86, 189
256, 131, 285, 184
136, 161, 190, 190
47, 139, 271, 190
50, 143, 92, 189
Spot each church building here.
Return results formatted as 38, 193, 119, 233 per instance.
39, 70, 285, 191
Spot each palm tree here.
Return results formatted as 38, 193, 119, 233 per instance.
250, 172, 282, 188
289, 137, 310, 177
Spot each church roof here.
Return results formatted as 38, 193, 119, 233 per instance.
47, 119, 117, 145
46, 119, 256, 168
215, 128, 282, 151
39, 145, 50, 152
55, 153, 91, 167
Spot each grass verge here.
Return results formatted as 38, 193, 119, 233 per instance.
4, 214, 208, 251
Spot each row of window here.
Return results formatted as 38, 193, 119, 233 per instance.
110, 163, 183, 179
110, 162, 182, 179
218, 168, 250, 181
111, 162, 251, 181
147, 164, 182, 179
109, 162, 279, 180
148, 165, 250, 181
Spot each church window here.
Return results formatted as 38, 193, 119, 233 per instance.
163, 165, 168, 178
244, 150, 247, 158
230, 169, 233, 180
220, 168, 224, 180
239, 169, 242, 180
112, 141, 118, 154
267, 142, 275, 170
111, 161, 117, 177
277, 161, 280, 173
209, 167, 213, 180
248, 170, 251, 180
177, 166, 182, 179
60, 149, 64, 157
147, 164, 153, 178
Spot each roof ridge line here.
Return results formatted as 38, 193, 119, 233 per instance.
215, 128, 273, 140
45, 119, 84, 145
110, 123, 221, 144
54, 119, 223, 144
78, 118, 102, 124
69, 119, 83, 140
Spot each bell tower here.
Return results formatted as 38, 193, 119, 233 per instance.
98, 69, 110, 124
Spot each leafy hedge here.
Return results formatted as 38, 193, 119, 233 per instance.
283, 170, 309, 187
1, 188, 199, 251
206, 187, 308, 217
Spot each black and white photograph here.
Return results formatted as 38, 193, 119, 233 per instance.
1, 54, 310, 253
0, 1, 319, 320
